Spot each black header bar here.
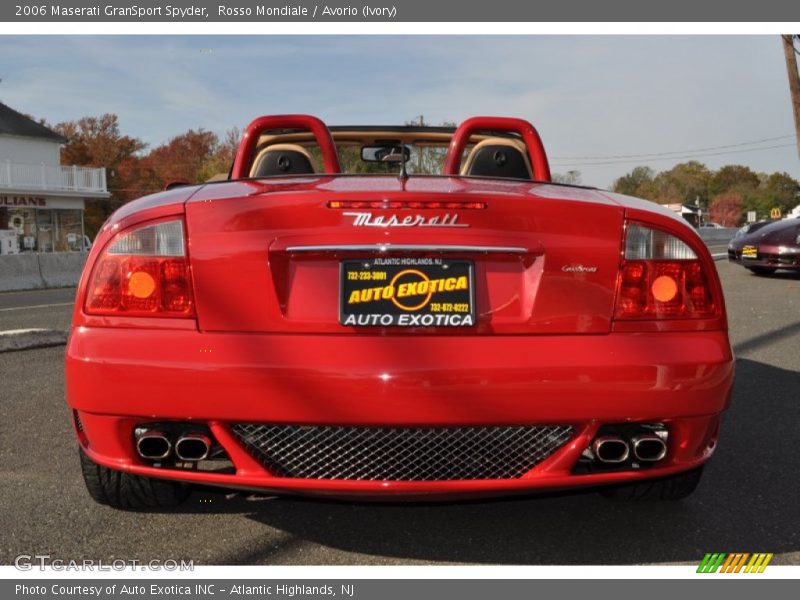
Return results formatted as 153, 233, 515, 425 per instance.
3, 0, 800, 22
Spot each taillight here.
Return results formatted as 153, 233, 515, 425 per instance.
85, 219, 194, 317
614, 222, 716, 320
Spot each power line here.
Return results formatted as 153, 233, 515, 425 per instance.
551, 142, 797, 168
550, 134, 796, 161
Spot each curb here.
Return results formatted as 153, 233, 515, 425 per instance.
0, 329, 68, 353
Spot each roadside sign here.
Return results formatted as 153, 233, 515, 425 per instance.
770, 207, 782, 219
747, 211, 757, 223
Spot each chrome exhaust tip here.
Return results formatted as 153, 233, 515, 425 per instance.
135, 430, 172, 460
174, 432, 211, 461
592, 436, 630, 464
631, 434, 667, 462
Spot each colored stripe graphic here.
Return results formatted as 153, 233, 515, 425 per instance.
697, 554, 713, 573
734, 553, 750, 573
711, 553, 727, 572
745, 554, 759, 572
697, 553, 726, 573
758, 554, 774, 573
745, 553, 774, 573
698, 552, 772, 573
720, 554, 735, 572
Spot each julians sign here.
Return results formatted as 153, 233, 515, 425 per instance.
0, 195, 47, 207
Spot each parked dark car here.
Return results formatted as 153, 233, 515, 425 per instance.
728, 218, 800, 275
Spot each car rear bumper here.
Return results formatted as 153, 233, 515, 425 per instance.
728, 248, 800, 269
66, 327, 734, 498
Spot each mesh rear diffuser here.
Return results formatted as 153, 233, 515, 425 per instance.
231, 424, 574, 481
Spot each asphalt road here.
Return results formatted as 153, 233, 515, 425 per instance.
1, 256, 798, 566
0, 287, 75, 332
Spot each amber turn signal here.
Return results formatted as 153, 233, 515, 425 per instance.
651, 275, 678, 303
128, 271, 156, 299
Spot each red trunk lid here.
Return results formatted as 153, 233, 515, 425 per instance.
185, 176, 624, 334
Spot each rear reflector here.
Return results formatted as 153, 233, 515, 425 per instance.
85, 219, 194, 317
614, 222, 716, 320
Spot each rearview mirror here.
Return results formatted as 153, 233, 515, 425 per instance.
361, 145, 410, 163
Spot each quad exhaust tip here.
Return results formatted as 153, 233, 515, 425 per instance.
174, 432, 211, 461
631, 434, 668, 462
135, 430, 172, 461
592, 436, 630, 464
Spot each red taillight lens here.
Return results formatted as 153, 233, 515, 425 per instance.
85, 219, 194, 318
614, 223, 716, 320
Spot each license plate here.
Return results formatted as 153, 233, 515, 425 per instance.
340, 258, 475, 327
741, 245, 758, 259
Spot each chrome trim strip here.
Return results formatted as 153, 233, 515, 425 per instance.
284, 244, 529, 254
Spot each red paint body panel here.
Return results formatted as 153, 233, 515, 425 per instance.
67, 327, 730, 497
66, 117, 734, 500
183, 178, 626, 335
67, 328, 732, 423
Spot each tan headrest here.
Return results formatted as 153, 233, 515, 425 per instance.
251, 143, 318, 176
460, 137, 533, 178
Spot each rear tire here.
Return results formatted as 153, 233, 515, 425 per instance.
599, 466, 704, 501
747, 267, 777, 276
79, 449, 190, 510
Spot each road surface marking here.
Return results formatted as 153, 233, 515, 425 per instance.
0, 302, 74, 312
0, 328, 52, 335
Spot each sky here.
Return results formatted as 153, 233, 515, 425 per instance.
0, 35, 798, 188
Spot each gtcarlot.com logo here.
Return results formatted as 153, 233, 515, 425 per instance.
697, 553, 773, 573
14, 554, 193, 571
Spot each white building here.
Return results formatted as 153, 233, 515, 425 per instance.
0, 101, 109, 254
662, 202, 700, 227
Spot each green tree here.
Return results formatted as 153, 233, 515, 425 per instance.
197, 127, 240, 182
405, 117, 456, 175
708, 165, 759, 198
757, 171, 800, 214
552, 170, 582, 185
612, 166, 656, 198
738, 172, 799, 219
652, 161, 712, 208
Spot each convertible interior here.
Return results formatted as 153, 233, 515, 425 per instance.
246, 126, 535, 180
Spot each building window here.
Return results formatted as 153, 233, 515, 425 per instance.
54, 209, 85, 252
0, 207, 85, 253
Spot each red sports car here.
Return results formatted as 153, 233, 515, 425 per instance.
66, 115, 734, 509
727, 218, 800, 274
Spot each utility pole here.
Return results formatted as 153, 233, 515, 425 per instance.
783, 34, 800, 160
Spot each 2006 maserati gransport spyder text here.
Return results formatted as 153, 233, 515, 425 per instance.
65, 115, 734, 509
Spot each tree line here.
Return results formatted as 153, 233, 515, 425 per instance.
51, 113, 800, 236
52, 114, 239, 236
610, 161, 800, 226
